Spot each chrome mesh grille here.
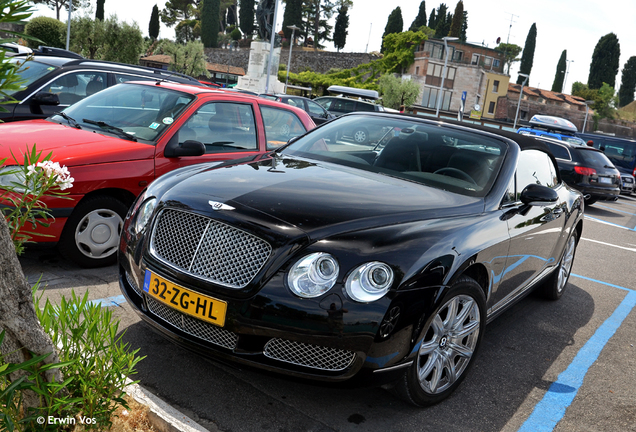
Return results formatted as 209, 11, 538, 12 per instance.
150, 209, 272, 288
125, 271, 143, 297
263, 338, 355, 371
146, 296, 238, 350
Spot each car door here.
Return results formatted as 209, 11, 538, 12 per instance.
492, 149, 567, 310
154, 99, 263, 177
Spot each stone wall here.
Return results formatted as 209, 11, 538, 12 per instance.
204, 47, 379, 75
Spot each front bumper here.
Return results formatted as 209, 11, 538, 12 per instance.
118, 257, 419, 386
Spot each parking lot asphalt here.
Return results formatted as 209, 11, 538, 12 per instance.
18, 194, 636, 432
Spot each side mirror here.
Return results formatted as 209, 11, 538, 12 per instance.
520, 184, 559, 206
164, 139, 205, 158
31, 92, 60, 106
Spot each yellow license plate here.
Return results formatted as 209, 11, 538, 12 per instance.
143, 270, 227, 327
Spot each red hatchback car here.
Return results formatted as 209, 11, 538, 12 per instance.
0, 81, 315, 267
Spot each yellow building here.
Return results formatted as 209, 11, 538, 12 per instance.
481, 71, 510, 119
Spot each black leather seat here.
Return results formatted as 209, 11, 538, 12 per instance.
374, 137, 421, 172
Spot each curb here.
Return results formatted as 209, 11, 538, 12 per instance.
124, 379, 218, 432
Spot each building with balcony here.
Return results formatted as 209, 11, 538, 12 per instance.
406, 39, 508, 117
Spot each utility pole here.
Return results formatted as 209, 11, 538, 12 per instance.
502, 12, 518, 75
365, 23, 372, 53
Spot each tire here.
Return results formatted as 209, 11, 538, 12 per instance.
58, 196, 128, 268
392, 275, 486, 406
352, 127, 369, 144
540, 231, 578, 300
584, 196, 597, 206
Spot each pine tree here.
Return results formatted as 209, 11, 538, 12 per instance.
239, 0, 255, 38
381, 6, 403, 52
149, 4, 160, 40
333, 5, 349, 52
618, 56, 636, 107
409, 1, 426, 32
460, 10, 467, 42
282, 0, 303, 41
551, 50, 567, 93
96, 0, 105, 20
588, 33, 621, 90
517, 23, 537, 85
201, 0, 220, 47
448, 1, 463, 38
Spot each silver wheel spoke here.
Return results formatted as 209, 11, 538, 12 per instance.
444, 297, 459, 330
428, 355, 444, 393
448, 341, 474, 359
440, 351, 457, 384
419, 339, 438, 356
452, 319, 479, 340
452, 298, 474, 330
418, 351, 439, 382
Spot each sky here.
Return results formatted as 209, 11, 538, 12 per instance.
30, 0, 636, 93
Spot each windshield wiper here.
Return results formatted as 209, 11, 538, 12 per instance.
82, 119, 137, 141
55, 111, 81, 129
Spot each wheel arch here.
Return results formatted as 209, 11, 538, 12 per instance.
72, 187, 137, 214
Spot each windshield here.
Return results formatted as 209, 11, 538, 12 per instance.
281, 115, 508, 197
4, 58, 58, 97
51, 83, 195, 142
562, 136, 586, 146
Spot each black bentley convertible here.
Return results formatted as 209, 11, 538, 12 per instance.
118, 113, 584, 406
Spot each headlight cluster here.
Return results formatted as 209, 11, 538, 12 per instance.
288, 252, 339, 298
131, 192, 156, 234
287, 253, 394, 302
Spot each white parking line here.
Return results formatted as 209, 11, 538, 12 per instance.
584, 216, 634, 231
581, 237, 636, 252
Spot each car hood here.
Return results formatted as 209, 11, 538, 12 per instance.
159, 154, 484, 238
0, 119, 155, 166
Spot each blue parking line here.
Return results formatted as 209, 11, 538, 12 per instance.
88, 295, 126, 308
584, 215, 636, 231
518, 277, 636, 432
593, 203, 636, 216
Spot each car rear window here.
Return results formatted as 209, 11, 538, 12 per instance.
5, 58, 58, 97
577, 148, 614, 167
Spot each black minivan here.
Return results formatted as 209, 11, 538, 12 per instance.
539, 136, 620, 205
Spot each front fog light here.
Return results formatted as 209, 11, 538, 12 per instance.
134, 197, 156, 234
345, 262, 394, 302
288, 252, 339, 298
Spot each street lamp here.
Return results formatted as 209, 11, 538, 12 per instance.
435, 36, 458, 117
583, 100, 594, 133
264, 0, 280, 94
513, 73, 529, 129
284, 24, 300, 94
65, 0, 73, 50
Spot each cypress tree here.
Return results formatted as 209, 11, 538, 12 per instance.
551, 50, 567, 93
149, 4, 160, 40
517, 23, 537, 85
333, 5, 349, 52
448, 1, 463, 38
409, 1, 426, 32
588, 33, 621, 90
239, 0, 255, 38
282, 0, 303, 41
96, 0, 105, 20
433, 4, 448, 38
201, 0, 218, 48
428, 9, 436, 30
381, 6, 403, 52
460, 10, 467, 42
618, 56, 636, 107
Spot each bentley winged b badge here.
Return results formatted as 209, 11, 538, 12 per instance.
209, 200, 235, 211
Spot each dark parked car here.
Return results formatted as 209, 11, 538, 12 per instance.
259, 94, 335, 125
1, 48, 199, 122
119, 113, 584, 406
577, 132, 636, 195
539, 136, 620, 205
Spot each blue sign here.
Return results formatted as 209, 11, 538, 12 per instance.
461, 91, 467, 101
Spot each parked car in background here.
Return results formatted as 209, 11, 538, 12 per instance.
518, 115, 587, 146
0, 81, 314, 267
577, 132, 636, 194
0, 42, 32, 57
538, 136, 620, 205
1, 48, 200, 122
259, 94, 336, 125
119, 112, 584, 407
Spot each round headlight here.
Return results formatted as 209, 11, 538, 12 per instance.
134, 197, 156, 234
345, 262, 394, 302
288, 252, 339, 298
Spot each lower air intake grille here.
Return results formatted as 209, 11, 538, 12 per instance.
125, 271, 143, 297
146, 296, 238, 350
263, 338, 355, 371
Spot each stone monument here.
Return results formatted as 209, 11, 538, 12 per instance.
236, 0, 285, 94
